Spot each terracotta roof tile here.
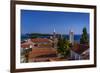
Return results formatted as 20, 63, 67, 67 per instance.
21, 43, 30, 48
28, 48, 57, 59
31, 38, 50, 43
71, 44, 89, 54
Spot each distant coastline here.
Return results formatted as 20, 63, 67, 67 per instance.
21, 33, 90, 43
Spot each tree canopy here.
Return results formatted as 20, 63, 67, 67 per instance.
80, 27, 89, 44
57, 37, 70, 58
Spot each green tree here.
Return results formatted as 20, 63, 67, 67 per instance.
57, 37, 70, 58
80, 27, 89, 44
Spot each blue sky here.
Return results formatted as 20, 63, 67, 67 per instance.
21, 10, 89, 35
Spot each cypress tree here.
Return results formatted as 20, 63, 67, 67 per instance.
80, 27, 88, 44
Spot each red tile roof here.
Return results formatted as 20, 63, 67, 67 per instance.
28, 48, 57, 59
31, 38, 50, 43
21, 43, 30, 48
71, 43, 89, 54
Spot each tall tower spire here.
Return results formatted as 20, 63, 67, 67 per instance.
69, 28, 74, 45
53, 27, 56, 38
53, 24, 55, 33
54, 27, 55, 33
53, 25, 57, 49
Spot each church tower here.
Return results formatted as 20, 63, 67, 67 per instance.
53, 27, 58, 49
69, 29, 74, 45
53, 28, 56, 39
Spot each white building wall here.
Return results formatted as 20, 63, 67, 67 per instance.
70, 50, 82, 60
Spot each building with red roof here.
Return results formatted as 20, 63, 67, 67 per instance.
31, 38, 53, 48
31, 38, 50, 43
70, 43, 89, 60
